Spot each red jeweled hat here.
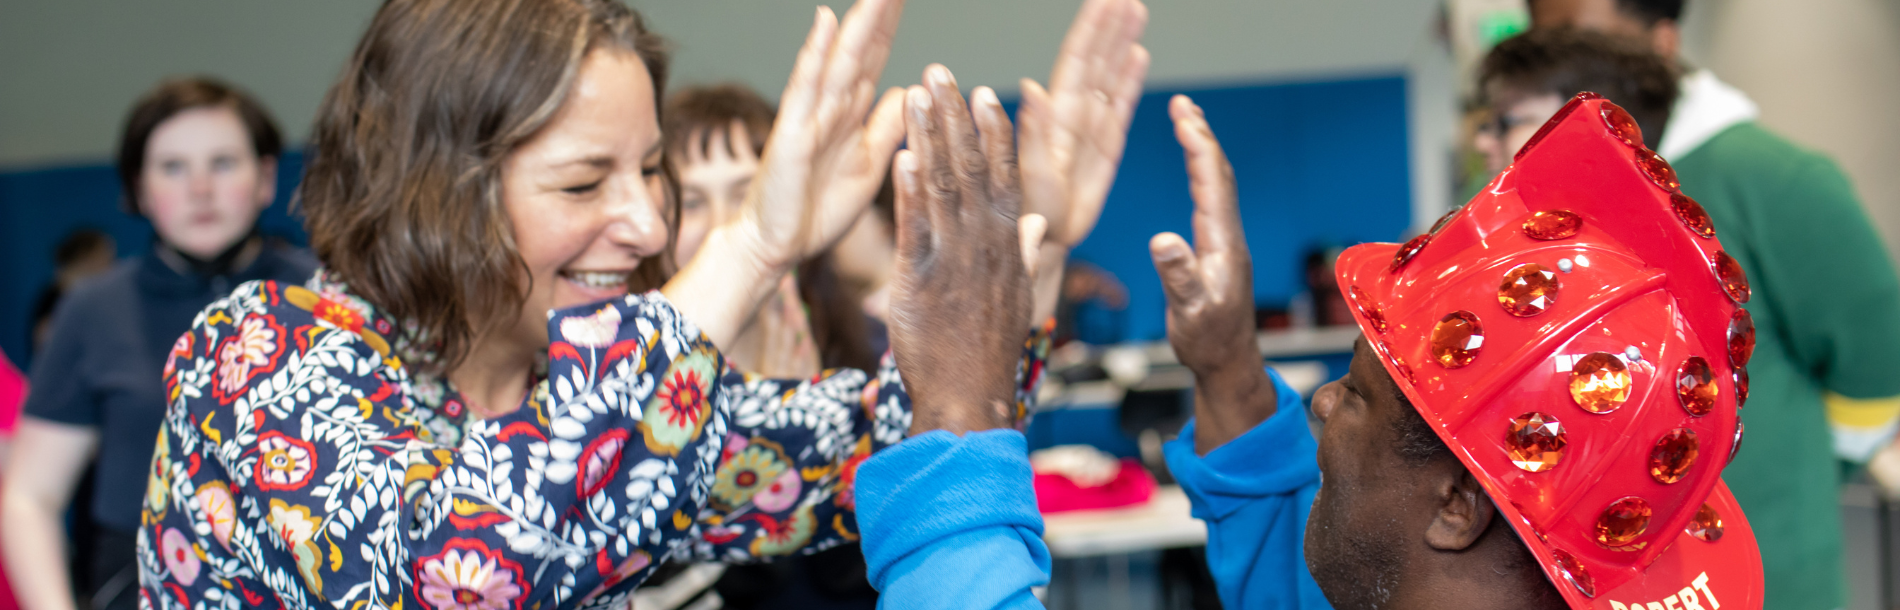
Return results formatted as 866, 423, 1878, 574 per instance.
1336, 93, 1762, 610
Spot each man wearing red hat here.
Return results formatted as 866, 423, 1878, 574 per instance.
854, 91, 1764, 610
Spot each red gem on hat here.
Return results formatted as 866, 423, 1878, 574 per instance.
1429, 207, 1461, 235
1729, 421, 1746, 465
1735, 367, 1750, 408
1350, 285, 1387, 334
1671, 193, 1717, 239
1714, 251, 1752, 303
1686, 503, 1726, 543
1595, 496, 1653, 549
1601, 102, 1643, 149
1551, 548, 1597, 597
1649, 428, 1699, 484
1569, 353, 1632, 414
1728, 309, 1756, 366
1505, 412, 1567, 472
1675, 357, 1718, 417
1522, 210, 1583, 241
1498, 264, 1560, 317
1636, 148, 1680, 191
1392, 234, 1431, 271
1429, 311, 1484, 368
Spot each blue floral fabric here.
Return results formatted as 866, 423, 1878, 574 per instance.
136, 271, 1047, 610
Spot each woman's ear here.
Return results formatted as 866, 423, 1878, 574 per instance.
1424, 467, 1497, 551
254, 155, 279, 208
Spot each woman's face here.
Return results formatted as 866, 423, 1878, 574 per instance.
1473, 90, 1566, 177
674, 126, 760, 264
140, 106, 275, 259
500, 48, 668, 348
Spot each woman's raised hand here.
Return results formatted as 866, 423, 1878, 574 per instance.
666, 0, 906, 348
890, 66, 1046, 436
1018, 0, 1149, 249
740, 0, 909, 271
1017, 0, 1148, 321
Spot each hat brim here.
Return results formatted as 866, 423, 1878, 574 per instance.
1333, 240, 1764, 610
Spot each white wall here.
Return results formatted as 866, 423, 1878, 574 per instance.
0, 0, 1443, 167
1679, 0, 1900, 259
0, 1, 383, 167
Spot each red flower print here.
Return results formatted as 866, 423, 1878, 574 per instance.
414, 538, 526, 610
314, 298, 365, 332
253, 431, 318, 492
164, 333, 193, 380
577, 429, 629, 499
213, 314, 287, 404
657, 370, 707, 428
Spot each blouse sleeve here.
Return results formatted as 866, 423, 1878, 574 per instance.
142, 285, 1047, 610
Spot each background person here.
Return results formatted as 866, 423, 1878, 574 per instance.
1494, 14, 1900, 606
0, 77, 315, 610
29, 230, 117, 354
665, 84, 827, 380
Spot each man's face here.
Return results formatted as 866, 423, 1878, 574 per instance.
1304, 339, 1443, 608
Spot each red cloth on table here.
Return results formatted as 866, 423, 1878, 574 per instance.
1033, 458, 1156, 514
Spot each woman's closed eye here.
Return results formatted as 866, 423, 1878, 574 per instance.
562, 180, 604, 196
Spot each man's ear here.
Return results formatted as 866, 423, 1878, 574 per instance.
1424, 467, 1496, 551
1650, 18, 1682, 59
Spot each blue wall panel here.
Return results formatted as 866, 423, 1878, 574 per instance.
1052, 74, 1413, 342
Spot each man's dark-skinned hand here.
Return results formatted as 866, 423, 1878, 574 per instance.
1148, 95, 1277, 455
890, 65, 1047, 437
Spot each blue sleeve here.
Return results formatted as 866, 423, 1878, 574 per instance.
1164, 368, 1331, 610
856, 429, 1050, 610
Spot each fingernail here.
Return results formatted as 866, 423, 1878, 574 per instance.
974, 87, 999, 108
928, 64, 954, 87
908, 86, 932, 112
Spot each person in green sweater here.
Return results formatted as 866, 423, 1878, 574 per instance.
1474, 19, 1900, 610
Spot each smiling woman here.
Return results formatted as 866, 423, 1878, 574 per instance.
133, 0, 1050, 609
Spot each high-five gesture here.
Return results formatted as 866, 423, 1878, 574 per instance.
667, 0, 907, 347
1148, 95, 1277, 454
890, 66, 1046, 437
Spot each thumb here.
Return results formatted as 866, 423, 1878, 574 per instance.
1149, 232, 1204, 307
1020, 214, 1049, 278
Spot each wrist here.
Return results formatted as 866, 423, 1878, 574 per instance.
717, 217, 795, 279
1192, 353, 1273, 412
908, 398, 1014, 437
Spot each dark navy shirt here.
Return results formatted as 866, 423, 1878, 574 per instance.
23, 244, 316, 532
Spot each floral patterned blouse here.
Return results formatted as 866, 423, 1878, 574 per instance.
137, 271, 1047, 610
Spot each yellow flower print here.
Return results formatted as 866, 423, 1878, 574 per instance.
268, 499, 325, 592
711, 444, 788, 508
146, 432, 170, 516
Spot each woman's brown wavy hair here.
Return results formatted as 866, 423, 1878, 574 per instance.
300, 0, 673, 375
